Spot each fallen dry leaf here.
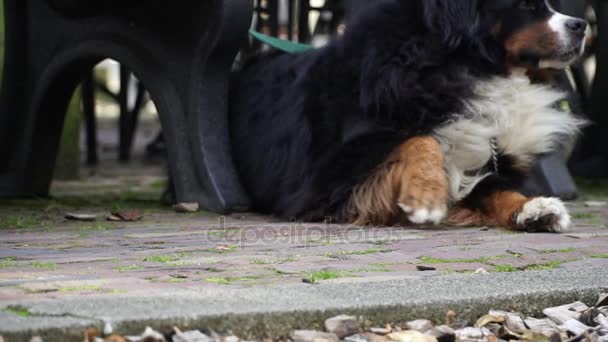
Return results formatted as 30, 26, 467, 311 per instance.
65, 212, 97, 221
110, 210, 144, 222
445, 310, 457, 326
475, 314, 506, 328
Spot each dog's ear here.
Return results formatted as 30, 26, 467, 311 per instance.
421, 0, 481, 48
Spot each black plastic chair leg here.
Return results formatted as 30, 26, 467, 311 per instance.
81, 72, 98, 165
0, 0, 253, 213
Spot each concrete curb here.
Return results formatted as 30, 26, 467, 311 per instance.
1, 266, 607, 341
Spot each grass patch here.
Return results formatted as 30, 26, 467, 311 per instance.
78, 223, 114, 237
419, 255, 506, 264
0, 257, 16, 268
59, 284, 102, 292
250, 258, 271, 265
5, 306, 31, 318
573, 213, 596, 220
277, 255, 298, 264
114, 265, 143, 272
492, 265, 518, 273
524, 261, 565, 271
368, 240, 391, 246
147, 179, 167, 190
143, 254, 185, 264
0, 215, 45, 229
591, 253, 608, 259
328, 248, 389, 257
31, 262, 57, 270
207, 228, 241, 238
205, 275, 261, 285
541, 248, 576, 254
304, 269, 346, 283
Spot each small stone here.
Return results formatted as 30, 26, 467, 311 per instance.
543, 302, 589, 324
104, 322, 114, 335
504, 313, 527, 334
173, 203, 200, 213
559, 319, 591, 336
454, 327, 493, 341
221, 336, 240, 342
596, 314, 608, 330
345, 335, 372, 342
324, 315, 361, 338
405, 320, 433, 332
141, 327, 166, 342
524, 317, 560, 337
388, 331, 437, 342
65, 212, 97, 221
488, 310, 508, 319
290, 330, 339, 342
355, 333, 389, 342
416, 265, 436, 271
172, 329, 213, 342
370, 326, 392, 335
473, 268, 489, 274
104, 336, 128, 342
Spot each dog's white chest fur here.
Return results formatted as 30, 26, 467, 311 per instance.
433, 74, 584, 202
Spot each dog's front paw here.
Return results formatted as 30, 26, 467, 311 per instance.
515, 197, 571, 233
399, 202, 447, 225
397, 169, 448, 225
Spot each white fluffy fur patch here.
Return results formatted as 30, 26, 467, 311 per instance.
517, 197, 572, 232
433, 74, 586, 202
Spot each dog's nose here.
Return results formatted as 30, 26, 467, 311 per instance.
566, 18, 587, 37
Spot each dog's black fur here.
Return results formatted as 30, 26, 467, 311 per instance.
228, 0, 577, 222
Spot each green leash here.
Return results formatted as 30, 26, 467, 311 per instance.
249, 29, 315, 54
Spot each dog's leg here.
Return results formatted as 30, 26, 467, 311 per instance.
350, 136, 448, 226
395, 136, 449, 225
447, 191, 571, 233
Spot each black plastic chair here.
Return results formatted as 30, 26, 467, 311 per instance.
0, 0, 253, 214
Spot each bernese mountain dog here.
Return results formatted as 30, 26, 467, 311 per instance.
229, 0, 588, 232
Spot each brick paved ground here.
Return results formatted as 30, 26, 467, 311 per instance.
1, 160, 607, 304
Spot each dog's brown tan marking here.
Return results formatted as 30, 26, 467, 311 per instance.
446, 192, 526, 228
447, 191, 571, 232
504, 21, 562, 68
348, 136, 448, 226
